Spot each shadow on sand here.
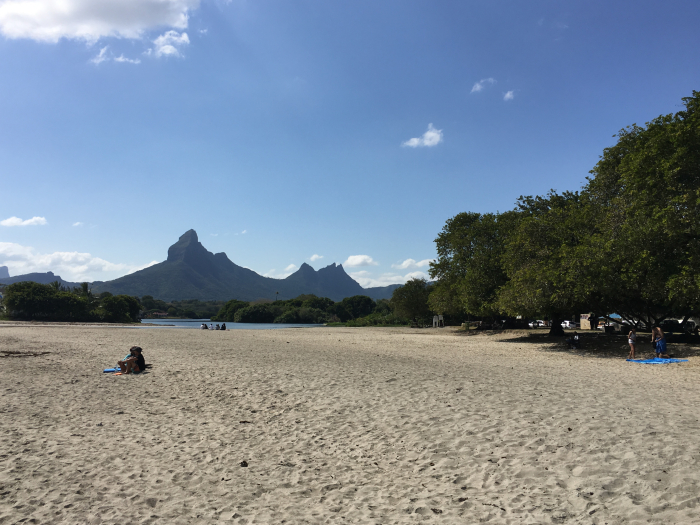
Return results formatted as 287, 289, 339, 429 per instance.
457, 329, 700, 360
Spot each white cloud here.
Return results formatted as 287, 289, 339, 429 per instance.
349, 270, 429, 288
309, 254, 323, 262
114, 54, 140, 64
241, 230, 247, 234
343, 255, 378, 267
402, 123, 443, 148
0, 0, 199, 43
504, 90, 515, 101
0, 241, 156, 282
90, 46, 140, 65
72, 222, 83, 227
284, 264, 297, 272
470, 78, 496, 93
152, 30, 189, 57
127, 260, 159, 274
90, 45, 108, 64
1, 216, 47, 227
391, 258, 434, 270
210, 233, 218, 237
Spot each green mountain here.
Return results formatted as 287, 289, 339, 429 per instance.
89, 229, 400, 301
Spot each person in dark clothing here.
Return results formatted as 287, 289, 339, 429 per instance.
118, 346, 146, 374
221, 323, 227, 330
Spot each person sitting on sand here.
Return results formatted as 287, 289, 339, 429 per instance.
221, 323, 226, 331
201, 323, 208, 330
628, 327, 637, 359
652, 327, 670, 359
118, 346, 146, 374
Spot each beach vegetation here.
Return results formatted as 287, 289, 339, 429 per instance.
2, 281, 141, 322
390, 278, 434, 325
430, 91, 700, 333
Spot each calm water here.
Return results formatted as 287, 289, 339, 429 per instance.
140, 319, 324, 330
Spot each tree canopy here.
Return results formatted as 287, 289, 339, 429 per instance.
429, 91, 700, 332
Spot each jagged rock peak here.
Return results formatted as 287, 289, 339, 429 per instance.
167, 229, 207, 262
319, 263, 344, 272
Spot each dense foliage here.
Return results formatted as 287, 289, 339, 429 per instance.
140, 296, 225, 319
2, 281, 140, 323
211, 294, 387, 324
429, 91, 700, 333
212, 290, 439, 326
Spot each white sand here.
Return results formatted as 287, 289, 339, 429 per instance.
1, 325, 700, 524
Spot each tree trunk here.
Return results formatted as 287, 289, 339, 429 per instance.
548, 318, 565, 336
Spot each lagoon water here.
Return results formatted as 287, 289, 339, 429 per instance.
140, 318, 323, 329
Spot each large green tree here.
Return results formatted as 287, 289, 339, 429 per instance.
391, 278, 433, 324
496, 191, 594, 336
429, 211, 516, 319
583, 90, 700, 328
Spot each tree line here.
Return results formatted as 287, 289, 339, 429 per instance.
427, 91, 700, 335
2, 281, 141, 323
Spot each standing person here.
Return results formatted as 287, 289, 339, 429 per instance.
627, 327, 637, 359
652, 327, 670, 359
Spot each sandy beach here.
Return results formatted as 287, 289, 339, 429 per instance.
2, 325, 700, 524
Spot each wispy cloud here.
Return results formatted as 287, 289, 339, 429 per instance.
90, 46, 109, 64
470, 78, 496, 93
402, 124, 443, 148
349, 270, 428, 288
504, 90, 515, 101
90, 46, 140, 65
1, 216, 47, 227
343, 255, 379, 267
0, 241, 156, 282
114, 54, 141, 64
391, 258, 434, 270
310, 254, 323, 262
0, 0, 200, 43
72, 222, 83, 227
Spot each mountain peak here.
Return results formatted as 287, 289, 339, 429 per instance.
167, 229, 206, 262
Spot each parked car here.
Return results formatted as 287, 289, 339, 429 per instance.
561, 320, 579, 329
528, 320, 546, 328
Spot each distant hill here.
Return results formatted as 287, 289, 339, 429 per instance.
0, 271, 80, 288
87, 229, 401, 301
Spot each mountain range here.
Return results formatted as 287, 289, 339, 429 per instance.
0, 230, 401, 302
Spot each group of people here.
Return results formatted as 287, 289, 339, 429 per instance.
627, 327, 669, 359
200, 323, 226, 330
567, 326, 671, 360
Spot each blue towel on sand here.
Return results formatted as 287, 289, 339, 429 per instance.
626, 358, 688, 364
103, 368, 120, 373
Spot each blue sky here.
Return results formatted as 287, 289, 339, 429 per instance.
1, 0, 699, 288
